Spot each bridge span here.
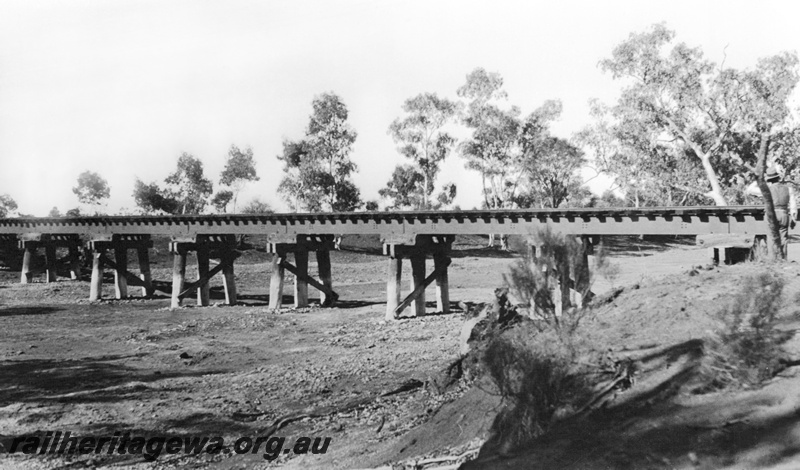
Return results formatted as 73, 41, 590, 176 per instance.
0, 206, 774, 319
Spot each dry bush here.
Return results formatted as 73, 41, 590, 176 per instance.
481, 323, 595, 453
503, 228, 595, 335
709, 270, 794, 386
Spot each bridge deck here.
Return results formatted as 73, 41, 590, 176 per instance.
0, 206, 771, 241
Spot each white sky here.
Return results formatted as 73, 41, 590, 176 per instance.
1, 0, 799, 215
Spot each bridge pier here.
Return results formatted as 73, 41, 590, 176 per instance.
267, 235, 337, 310
17, 234, 82, 284
87, 235, 154, 301
169, 235, 239, 309
383, 235, 453, 320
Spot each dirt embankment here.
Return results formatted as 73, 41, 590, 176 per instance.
0, 235, 799, 469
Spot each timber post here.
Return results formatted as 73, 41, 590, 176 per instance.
385, 255, 402, 321
317, 248, 333, 306
89, 249, 103, 301
294, 249, 309, 308
410, 254, 426, 317
20, 243, 33, 284
382, 235, 454, 319
196, 243, 211, 306
221, 247, 237, 305
269, 250, 286, 310
68, 242, 81, 280
136, 246, 153, 297
171, 244, 187, 309
267, 235, 338, 310
113, 245, 128, 299
44, 243, 57, 283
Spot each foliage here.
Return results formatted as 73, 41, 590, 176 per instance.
48, 207, 61, 217
72, 171, 110, 210
483, 324, 593, 450
458, 69, 579, 210
582, 23, 800, 212
387, 93, 458, 209
65, 208, 81, 217
520, 136, 588, 208
457, 68, 523, 209
164, 152, 214, 214
278, 93, 362, 212
379, 165, 458, 210
132, 178, 180, 215
239, 198, 274, 214
219, 145, 259, 212
0, 194, 18, 217
210, 190, 234, 213
364, 200, 379, 211
503, 229, 594, 335
711, 271, 793, 385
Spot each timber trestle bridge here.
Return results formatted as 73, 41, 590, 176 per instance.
0, 206, 777, 319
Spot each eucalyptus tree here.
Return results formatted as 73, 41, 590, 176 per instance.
278, 93, 362, 212
457, 68, 523, 211
73, 171, 110, 214
584, 23, 800, 257
219, 145, 259, 212
388, 93, 458, 209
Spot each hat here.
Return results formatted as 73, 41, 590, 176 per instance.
766, 166, 781, 182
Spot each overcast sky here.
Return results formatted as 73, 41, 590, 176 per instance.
1, 0, 799, 215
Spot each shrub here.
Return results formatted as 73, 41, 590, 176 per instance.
482, 323, 594, 453
711, 270, 793, 385
503, 228, 595, 335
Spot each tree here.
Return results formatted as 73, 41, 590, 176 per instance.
0, 194, 18, 217
219, 145, 259, 212
521, 137, 588, 208
72, 171, 110, 213
364, 200, 379, 211
379, 165, 425, 210
48, 207, 61, 217
240, 198, 274, 214
132, 178, 180, 215
164, 152, 213, 214
210, 190, 234, 213
278, 93, 362, 212
457, 68, 523, 210
379, 165, 458, 210
587, 24, 799, 257
388, 93, 458, 209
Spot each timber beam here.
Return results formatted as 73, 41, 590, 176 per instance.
266, 235, 337, 309
382, 235, 454, 320
169, 235, 238, 309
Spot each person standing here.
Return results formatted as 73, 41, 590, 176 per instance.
745, 166, 797, 258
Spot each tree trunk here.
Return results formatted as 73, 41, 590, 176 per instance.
754, 136, 783, 260
698, 152, 728, 206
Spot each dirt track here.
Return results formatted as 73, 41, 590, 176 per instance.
1, 235, 799, 469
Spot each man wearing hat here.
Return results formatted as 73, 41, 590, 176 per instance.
745, 166, 797, 258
